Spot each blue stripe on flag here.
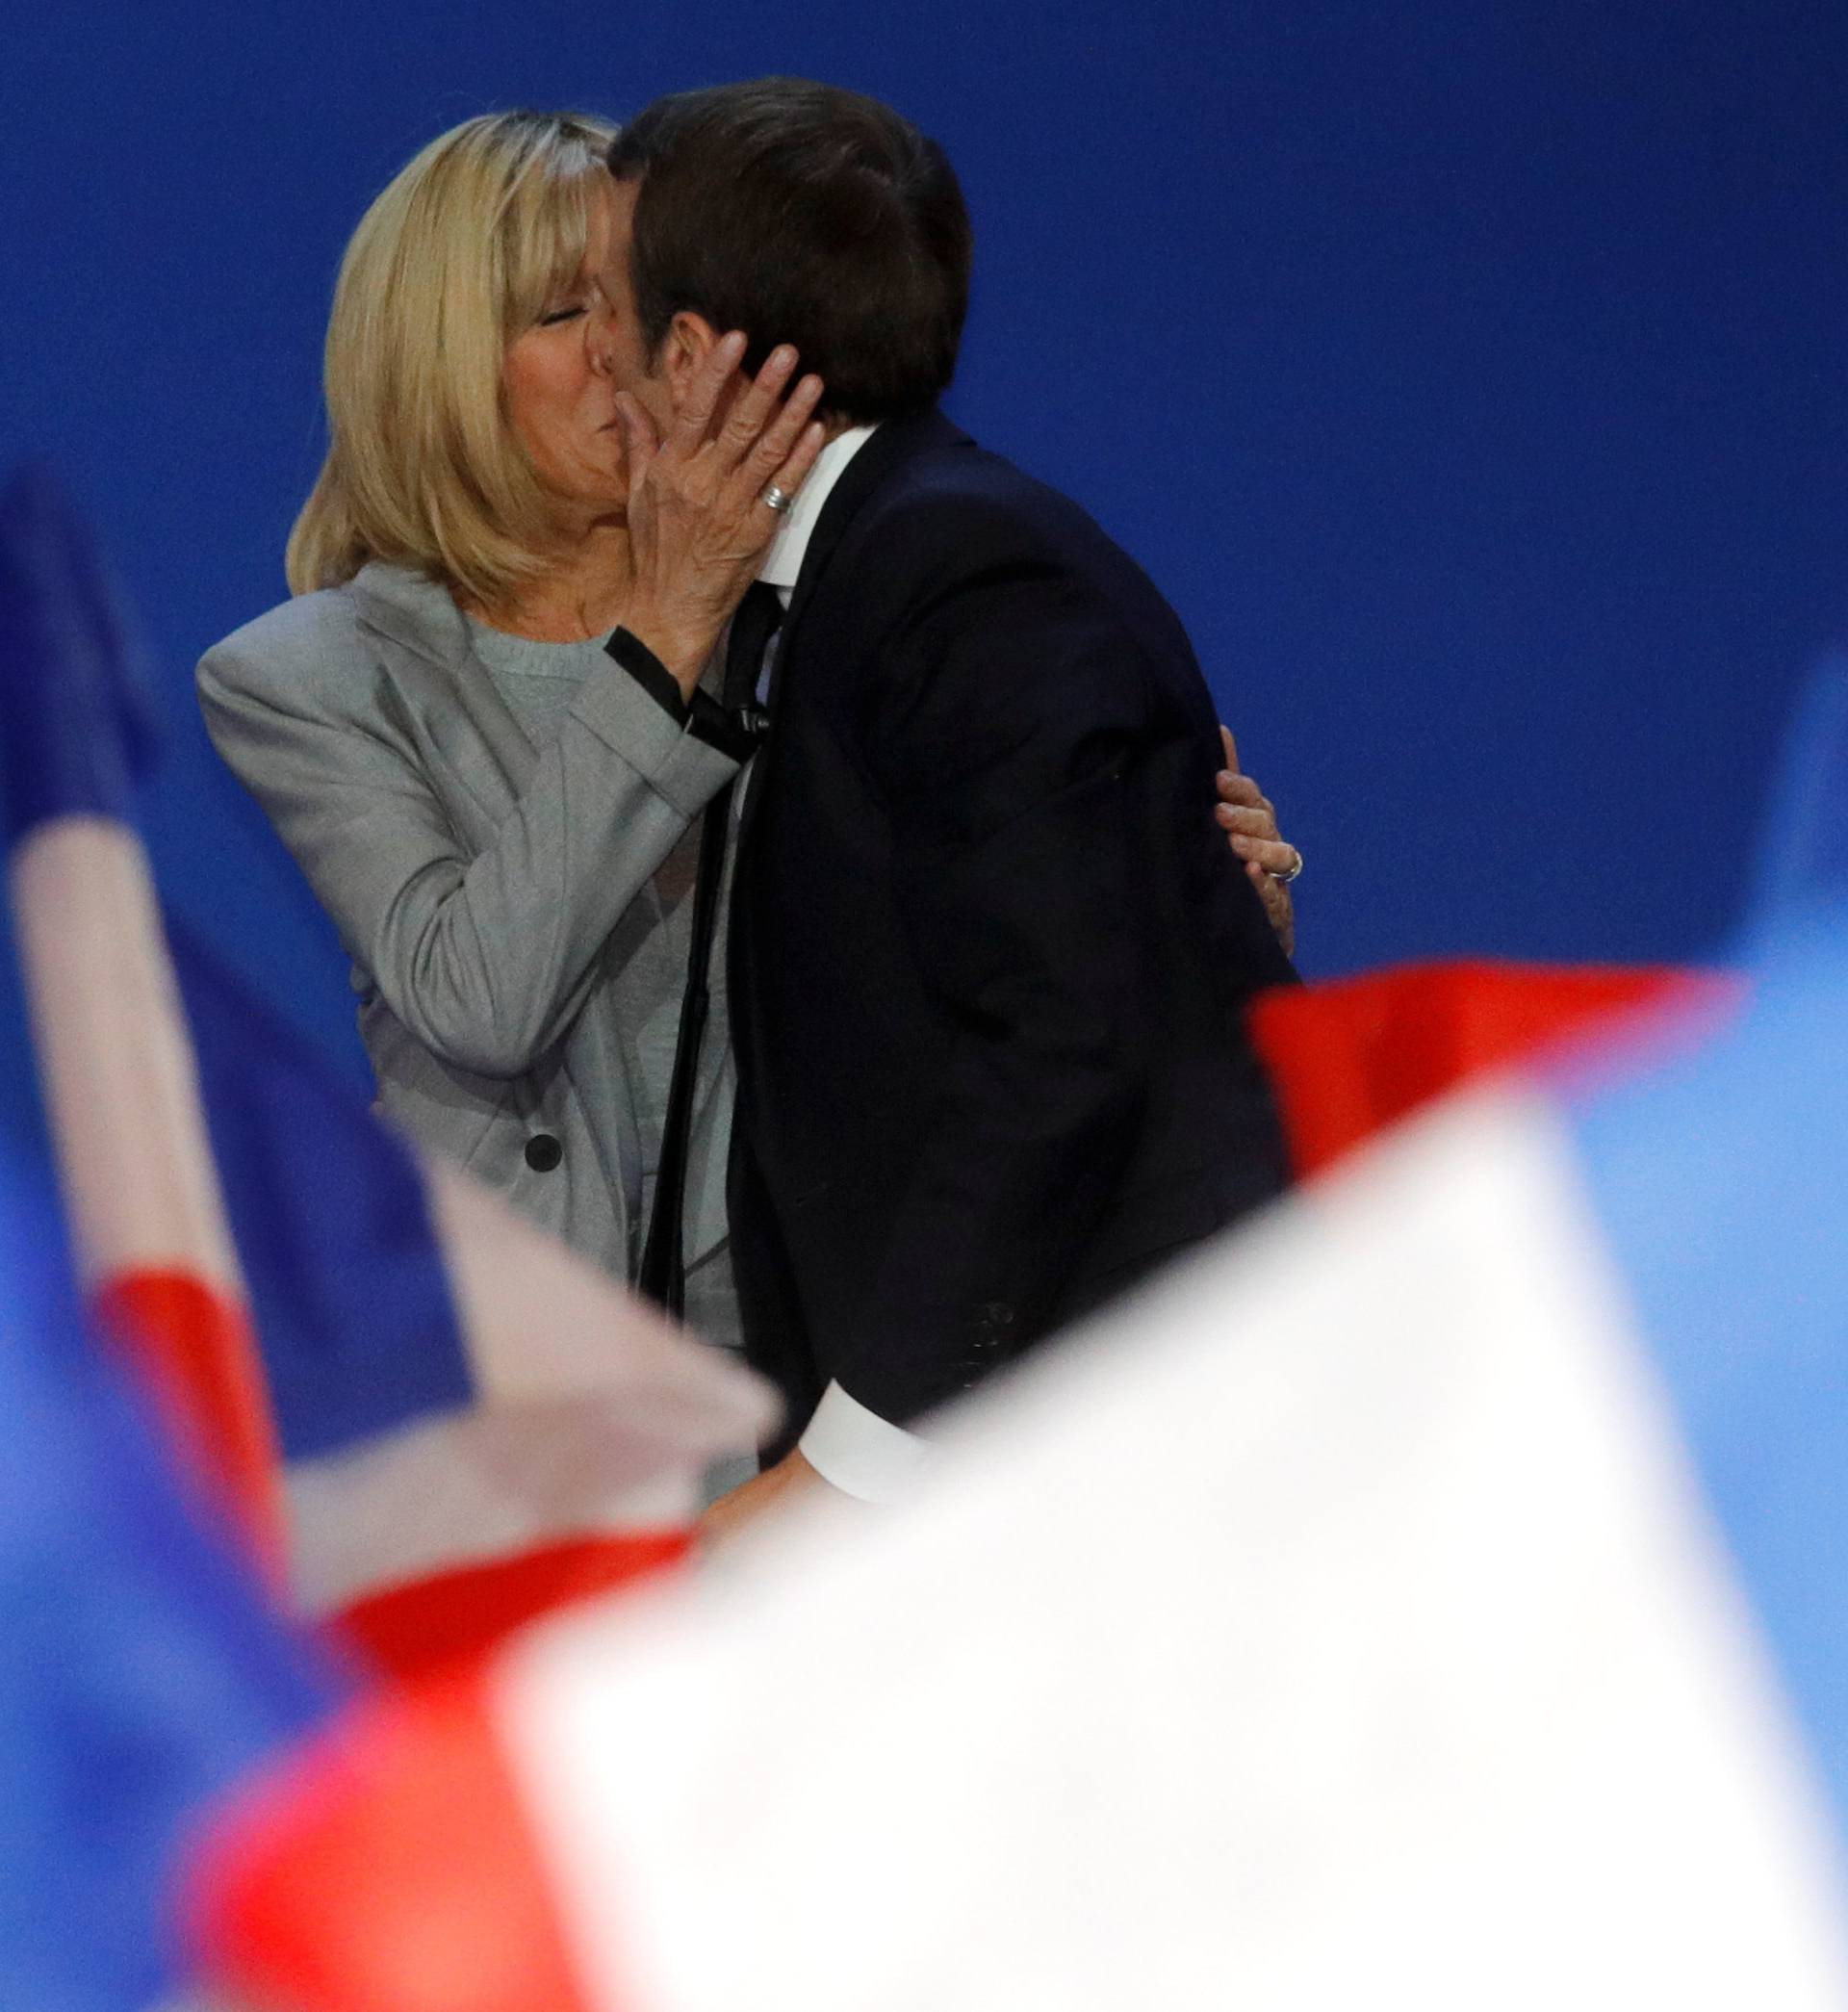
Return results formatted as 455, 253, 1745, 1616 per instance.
0, 461, 159, 847
1566, 910, 1848, 1831
169, 921, 473, 1461
1747, 655, 1848, 950
0, 1155, 340, 2012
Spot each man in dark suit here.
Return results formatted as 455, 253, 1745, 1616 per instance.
601, 79, 1301, 1527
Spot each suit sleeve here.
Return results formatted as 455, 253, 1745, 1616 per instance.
197, 623, 739, 1079
835, 557, 1175, 1422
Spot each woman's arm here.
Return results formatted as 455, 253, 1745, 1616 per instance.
199, 612, 737, 1079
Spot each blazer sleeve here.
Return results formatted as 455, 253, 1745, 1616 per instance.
197, 605, 740, 1079
838, 556, 1196, 1420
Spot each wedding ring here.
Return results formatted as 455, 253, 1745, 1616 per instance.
761, 483, 795, 515
1271, 847, 1304, 885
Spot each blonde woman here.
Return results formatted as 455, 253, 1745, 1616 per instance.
200, 111, 821, 1361
200, 110, 1298, 1377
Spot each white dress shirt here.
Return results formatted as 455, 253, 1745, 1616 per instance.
755, 423, 877, 598
748, 424, 936, 1504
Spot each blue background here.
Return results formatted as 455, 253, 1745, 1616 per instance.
2, 0, 1845, 1152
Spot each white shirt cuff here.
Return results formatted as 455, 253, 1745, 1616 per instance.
798, 1380, 934, 1504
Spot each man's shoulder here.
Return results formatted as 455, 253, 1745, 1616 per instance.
836, 427, 1180, 652
858, 432, 1104, 568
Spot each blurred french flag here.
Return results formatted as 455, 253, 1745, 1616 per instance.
185, 679, 1848, 2009
0, 1163, 339, 2012
0, 463, 774, 1681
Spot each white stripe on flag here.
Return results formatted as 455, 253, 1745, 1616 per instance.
286, 1407, 695, 1614
10, 816, 243, 1292
425, 1156, 772, 1441
492, 1090, 1848, 2012
275, 1155, 774, 1617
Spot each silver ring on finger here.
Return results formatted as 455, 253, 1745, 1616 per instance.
1270, 846, 1303, 885
761, 483, 795, 515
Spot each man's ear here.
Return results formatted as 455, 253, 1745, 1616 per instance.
663, 311, 726, 409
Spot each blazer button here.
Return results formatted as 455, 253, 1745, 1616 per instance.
524, 1133, 563, 1173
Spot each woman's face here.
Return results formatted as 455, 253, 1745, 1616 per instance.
501, 187, 629, 517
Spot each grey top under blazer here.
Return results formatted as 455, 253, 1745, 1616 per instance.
197, 560, 743, 1284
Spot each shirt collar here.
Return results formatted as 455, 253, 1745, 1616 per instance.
757, 423, 880, 596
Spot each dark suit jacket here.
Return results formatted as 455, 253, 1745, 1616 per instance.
727, 409, 1298, 1453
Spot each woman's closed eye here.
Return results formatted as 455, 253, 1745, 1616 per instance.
537, 302, 586, 326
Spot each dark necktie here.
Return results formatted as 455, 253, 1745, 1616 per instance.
637, 581, 783, 1317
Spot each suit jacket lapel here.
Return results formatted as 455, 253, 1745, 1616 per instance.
348, 561, 540, 814
777, 407, 968, 664
734, 408, 968, 874
726, 409, 963, 1046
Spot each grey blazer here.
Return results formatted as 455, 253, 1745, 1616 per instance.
197, 561, 743, 1282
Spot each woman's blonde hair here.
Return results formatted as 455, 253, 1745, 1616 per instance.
287, 109, 619, 606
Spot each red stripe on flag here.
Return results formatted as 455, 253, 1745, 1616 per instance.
1249, 960, 1735, 1177
94, 1266, 283, 1567
189, 1668, 598, 2012
335, 1530, 693, 1684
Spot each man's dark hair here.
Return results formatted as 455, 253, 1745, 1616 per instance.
607, 78, 973, 424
